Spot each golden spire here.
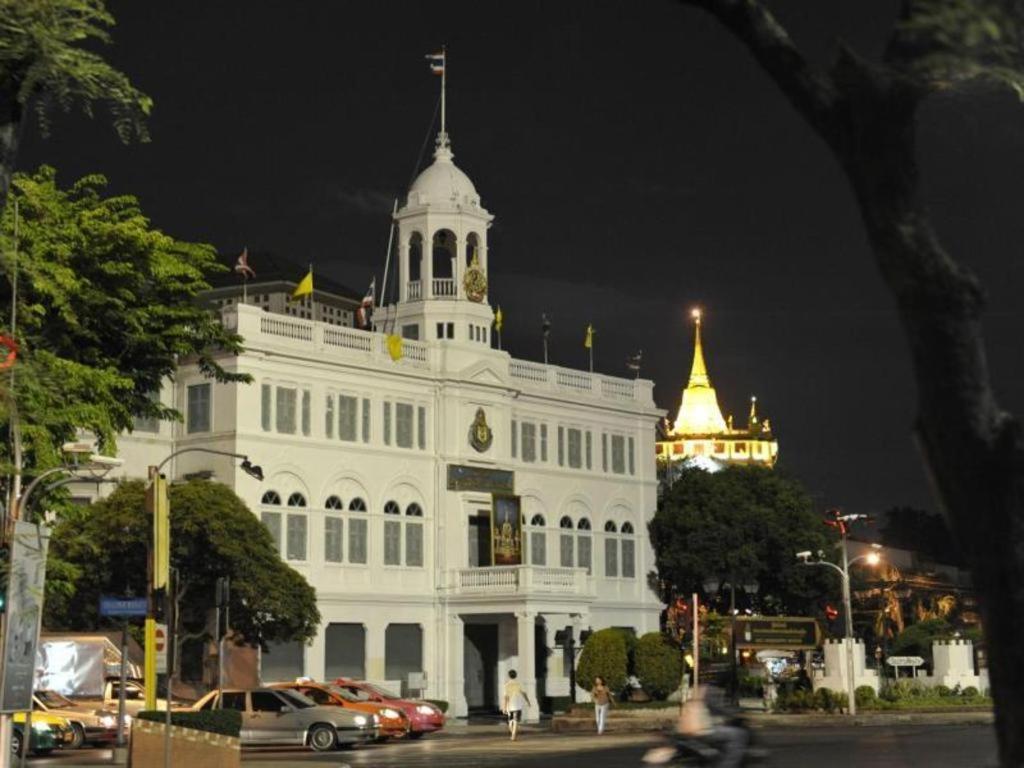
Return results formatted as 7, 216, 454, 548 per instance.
688, 308, 711, 388
749, 395, 759, 427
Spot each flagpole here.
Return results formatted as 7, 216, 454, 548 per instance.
309, 263, 316, 322
380, 199, 398, 308
589, 342, 594, 374
441, 46, 447, 141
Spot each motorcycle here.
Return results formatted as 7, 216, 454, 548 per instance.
641, 716, 767, 766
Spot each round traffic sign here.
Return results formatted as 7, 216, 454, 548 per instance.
155, 627, 166, 653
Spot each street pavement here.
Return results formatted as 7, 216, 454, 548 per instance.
26, 722, 998, 767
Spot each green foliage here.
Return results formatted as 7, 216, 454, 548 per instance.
737, 672, 764, 698
137, 709, 241, 738
576, 628, 628, 694
855, 685, 878, 707
650, 465, 837, 616
423, 700, 448, 713
45, 480, 320, 647
890, 618, 954, 662
634, 632, 682, 700
0, 168, 250, 481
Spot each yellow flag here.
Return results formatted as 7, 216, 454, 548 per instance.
386, 333, 404, 361
584, 323, 594, 349
291, 268, 313, 301
495, 306, 504, 332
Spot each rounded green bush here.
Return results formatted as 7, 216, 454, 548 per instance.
576, 628, 629, 694
935, 685, 952, 698
962, 686, 979, 698
634, 632, 683, 700
855, 685, 877, 708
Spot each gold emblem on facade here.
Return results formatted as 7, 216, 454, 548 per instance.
469, 407, 493, 453
463, 253, 487, 303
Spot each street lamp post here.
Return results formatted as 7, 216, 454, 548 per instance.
796, 540, 882, 716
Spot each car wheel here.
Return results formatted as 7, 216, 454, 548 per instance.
68, 723, 86, 750
408, 731, 425, 740
307, 724, 337, 752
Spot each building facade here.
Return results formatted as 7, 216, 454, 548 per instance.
114, 130, 663, 719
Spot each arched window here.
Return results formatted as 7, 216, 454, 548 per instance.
260, 491, 283, 557
349, 497, 367, 512
529, 514, 546, 566
409, 232, 423, 283
577, 518, 592, 574
621, 522, 634, 534
466, 232, 480, 269
604, 521, 617, 532
621, 521, 636, 579
347, 497, 368, 565
405, 503, 424, 567
559, 516, 574, 568
325, 495, 343, 510
325, 496, 344, 563
560, 516, 574, 529
406, 503, 423, 517
384, 501, 401, 515
432, 229, 456, 282
604, 520, 619, 578
261, 491, 282, 505
287, 492, 307, 508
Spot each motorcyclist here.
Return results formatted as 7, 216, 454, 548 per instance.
671, 684, 749, 767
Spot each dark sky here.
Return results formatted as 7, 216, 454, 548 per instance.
18, 1, 1024, 514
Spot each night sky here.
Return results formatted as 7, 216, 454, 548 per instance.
17, 1, 1024, 514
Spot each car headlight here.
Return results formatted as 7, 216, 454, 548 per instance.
100, 715, 117, 728
353, 715, 368, 726
32, 722, 50, 733
381, 708, 401, 719
416, 704, 437, 716
372, 714, 380, 725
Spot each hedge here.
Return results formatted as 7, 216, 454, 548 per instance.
635, 632, 682, 700
576, 628, 629, 693
136, 709, 242, 737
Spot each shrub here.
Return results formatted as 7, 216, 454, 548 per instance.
962, 686, 979, 698
737, 673, 764, 698
935, 685, 952, 698
136, 709, 241, 737
814, 687, 839, 713
634, 632, 683, 700
855, 685, 877, 708
576, 628, 629, 694
423, 699, 449, 713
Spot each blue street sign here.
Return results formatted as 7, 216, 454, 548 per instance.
99, 596, 148, 618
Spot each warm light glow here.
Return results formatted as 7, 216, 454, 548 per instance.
866, 552, 881, 566
691, 307, 702, 321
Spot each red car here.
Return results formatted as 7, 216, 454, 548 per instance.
332, 679, 444, 738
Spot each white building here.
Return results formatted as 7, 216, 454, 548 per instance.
114, 127, 663, 720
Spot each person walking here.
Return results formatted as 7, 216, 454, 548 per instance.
591, 675, 613, 734
502, 669, 531, 741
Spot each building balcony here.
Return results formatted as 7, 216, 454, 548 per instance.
448, 565, 595, 601
405, 278, 457, 300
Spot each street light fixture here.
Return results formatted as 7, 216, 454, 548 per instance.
796, 538, 883, 715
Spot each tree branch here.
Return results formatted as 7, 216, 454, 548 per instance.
678, 0, 840, 139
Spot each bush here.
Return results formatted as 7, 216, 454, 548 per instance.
576, 628, 629, 694
935, 685, 952, 698
634, 632, 683, 700
136, 709, 242, 737
855, 685, 877, 708
962, 686, 979, 698
423, 699, 448, 713
814, 687, 840, 713
737, 673, 764, 698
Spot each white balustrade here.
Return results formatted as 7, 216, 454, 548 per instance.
452, 566, 591, 597
509, 360, 549, 384
260, 314, 314, 342
432, 278, 457, 297
555, 369, 594, 392
407, 280, 422, 300
601, 378, 635, 400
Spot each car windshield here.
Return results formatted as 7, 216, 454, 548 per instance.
325, 685, 361, 702
36, 691, 74, 708
364, 683, 401, 700
276, 689, 316, 709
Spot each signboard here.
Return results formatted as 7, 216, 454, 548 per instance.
100, 596, 148, 618
0, 521, 52, 712
734, 617, 820, 650
154, 623, 168, 675
887, 656, 925, 667
447, 464, 514, 494
490, 494, 522, 565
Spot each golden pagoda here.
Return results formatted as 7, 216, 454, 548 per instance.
656, 309, 778, 470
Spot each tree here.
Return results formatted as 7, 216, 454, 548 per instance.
576, 628, 629, 695
674, 1, 1024, 760
635, 631, 683, 700
45, 480, 320, 652
0, 0, 150, 212
650, 465, 837, 617
889, 617, 954, 665
0, 167, 248, 477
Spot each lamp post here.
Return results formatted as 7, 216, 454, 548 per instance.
796, 541, 882, 715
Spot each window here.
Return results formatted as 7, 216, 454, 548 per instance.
611, 434, 626, 474
325, 517, 343, 563
383, 402, 392, 445
447, 322, 454, 338
362, 398, 371, 442
261, 512, 282, 552
286, 514, 307, 561
276, 387, 297, 434
559, 516, 574, 568
396, 403, 414, 448
521, 423, 537, 463
261, 491, 281, 505
301, 389, 311, 436
384, 500, 401, 565
287, 492, 307, 507
436, 322, 444, 340
511, 419, 518, 458
133, 391, 161, 433
251, 691, 283, 712
602, 433, 608, 472
557, 426, 565, 466
568, 428, 582, 469
406, 503, 424, 567
622, 522, 636, 578
604, 521, 618, 578
325, 495, 343, 510
540, 424, 548, 462
220, 692, 246, 711
628, 437, 636, 474
325, 395, 335, 438
530, 514, 546, 566
187, 383, 211, 433
417, 406, 426, 450
339, 395, 358, 441
577, 518, 592, 574
585, 431, 593, 470
348, 498, 367, 564
261, 384, 272, 431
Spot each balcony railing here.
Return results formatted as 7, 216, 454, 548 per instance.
407, 280, 422, 300
432, 278, 457, 298
450, 565, 593, 598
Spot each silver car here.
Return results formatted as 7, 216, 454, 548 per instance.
192, 687, 378, 751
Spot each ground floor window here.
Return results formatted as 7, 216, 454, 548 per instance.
325, 623, 365, 679
385, 624, 423, 696
262, 639, 304, 682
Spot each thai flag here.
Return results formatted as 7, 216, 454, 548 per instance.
425, 51, 445, 75
234, 247, 255, 278
357, 277, 375, 328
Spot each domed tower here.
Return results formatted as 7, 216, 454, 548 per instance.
385, 131, 496, 346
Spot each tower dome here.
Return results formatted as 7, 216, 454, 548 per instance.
407, 143, 482, 209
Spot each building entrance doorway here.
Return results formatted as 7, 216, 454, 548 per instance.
463, 623, 498, 711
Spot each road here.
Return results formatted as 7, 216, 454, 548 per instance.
28, 723, 998, 767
